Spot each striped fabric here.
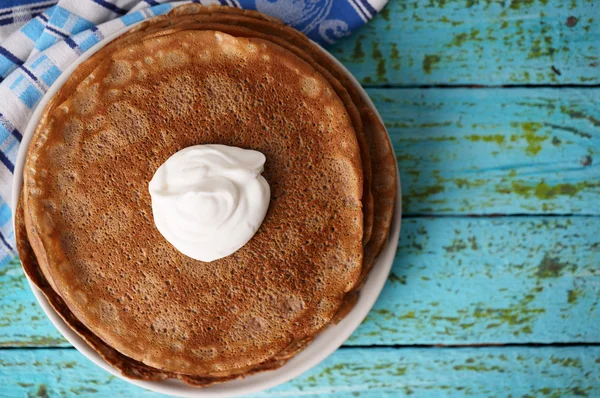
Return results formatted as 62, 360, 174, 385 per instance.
0, 0, 387, 267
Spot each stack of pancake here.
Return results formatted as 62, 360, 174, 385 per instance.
16, 4, 397, 387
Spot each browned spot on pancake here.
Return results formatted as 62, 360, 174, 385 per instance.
193, 347, 218, 360
106, 101, 149, 145
98, 299, 120, 323
85, 115, 105, 133
158, 72, 197, 118
137, 70, 148, 81
158, 50, 188, 69
104, 60, 132, 85
197, 50, 212, 62
72, 83, 99, 115
104, 89, 121, 101
301, 76, 321, 98
73, 290, 88, 305
62, 118, 82, 144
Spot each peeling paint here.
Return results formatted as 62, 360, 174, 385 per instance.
407, 184, 445, 203
466, 134, 506, 145
390, 43, 400, 61
568, 289, 582, 304
422, 54, 441, 75
379, 5, 390, 21
444, 239, 468, 253
35, 384, 49, 398
497, 180, 598, 201
388, 270, 407, 285
510, 122, 549, 156
560, 106, 600, 127
351, 38, 365, 62
510, 0, 549, 10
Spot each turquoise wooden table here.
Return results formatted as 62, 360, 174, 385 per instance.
1, 0, 599, 396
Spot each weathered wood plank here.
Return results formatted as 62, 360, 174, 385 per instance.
2, 217, 598, 347
0, 258, 66, 347
372, 87, 600, 215
349, 216, 600, 345
331, 0, 600, 86
0, 346, 598, 397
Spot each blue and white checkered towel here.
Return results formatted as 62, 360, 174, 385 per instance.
0, 0, 387, 267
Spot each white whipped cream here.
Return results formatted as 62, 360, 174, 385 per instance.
149, 144, 270, 262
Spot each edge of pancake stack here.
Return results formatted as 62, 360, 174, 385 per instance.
16, 4, 397, 387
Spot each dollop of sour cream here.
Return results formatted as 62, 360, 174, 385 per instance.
149, 144, 270, 262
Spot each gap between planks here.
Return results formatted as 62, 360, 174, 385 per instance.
4, 342, 600, 350
402, 213, 600, 218
362, 84, 600, 89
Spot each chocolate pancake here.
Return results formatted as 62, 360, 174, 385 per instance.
26, 4, 391, 268
23, 28, 364, 376
19, 5, 397, 385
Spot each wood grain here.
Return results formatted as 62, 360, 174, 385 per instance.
331, 0, 599, 86
350, 217, 600, 345
1, 346, 598, 397
0, 258, 65, 347
3, 217, 598, 347
376, 87, 599, 215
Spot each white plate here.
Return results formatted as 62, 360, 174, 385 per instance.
11, 22, 402, 398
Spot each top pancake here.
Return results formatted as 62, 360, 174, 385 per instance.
143, 4, 395, 276
23, 29, 364, 375
29, 3, 397, 270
